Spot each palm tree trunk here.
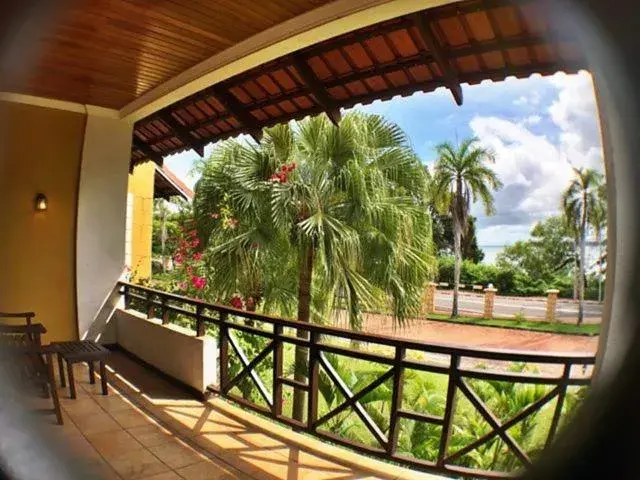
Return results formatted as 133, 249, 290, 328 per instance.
577, 193, 588, 325
292, 243, 314, 422
452, 222, 462, 318
578, 228, 586, 325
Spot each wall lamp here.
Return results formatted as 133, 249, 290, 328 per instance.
35, 193, 48, 212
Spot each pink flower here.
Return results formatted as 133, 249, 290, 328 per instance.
210, 213, 220, 219
191, 276, 207, 290
192, 252, 203, 261
190, 238, 200, 248
174, 253, 184, 265
178, 281, 188, 290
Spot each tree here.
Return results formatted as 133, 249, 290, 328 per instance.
433, 214, 484, 263
432, 138, 502, 317
194, 112, 435, 420
589, 182, 608, 302
562, 167, 605, 324
497, 216, 575, 284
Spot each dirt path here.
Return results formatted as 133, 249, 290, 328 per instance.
353, 312, 599, 354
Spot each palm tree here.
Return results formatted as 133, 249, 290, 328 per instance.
562, 167, 605, 324
590, 183, 607, 302
431, 138, 502, 317
194, 112, 435, 421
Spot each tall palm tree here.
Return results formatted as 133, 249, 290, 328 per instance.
590, 183, 607, 302
431, 138, 502, 317
562, 167, 605, 324
194, 112, 435, 421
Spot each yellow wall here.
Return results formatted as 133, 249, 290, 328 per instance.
0, 101, 86, 342
126, 161, 155, 281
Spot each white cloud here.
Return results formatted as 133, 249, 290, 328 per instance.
471, 72, 604, 247
513, 90, 541, 108
523, 115, 542, 126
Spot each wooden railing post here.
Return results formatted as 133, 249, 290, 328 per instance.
272, 325, 283, 418
546, 363, 571, 448
123, 284, 130, 309
307, 331, 319, 431
387, 346, 406, 456
219, 312, 229, 392
161, 295, 170, 325
195, 304, 205, 337
146, 293, 155, 319
438, 354, 460, 467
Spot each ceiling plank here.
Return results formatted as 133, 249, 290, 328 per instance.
293, 54, 342, 126
159, 112, 205, 157
211, 85, 263, 143
132, 137, 164, 165
411, 12, 463, 106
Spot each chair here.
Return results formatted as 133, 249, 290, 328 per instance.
0, 311, 36, 325
0, 324, 63, 425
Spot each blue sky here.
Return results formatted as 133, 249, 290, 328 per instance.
164, 71, 603, 262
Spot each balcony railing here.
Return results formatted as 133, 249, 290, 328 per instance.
120, 282, 595, 479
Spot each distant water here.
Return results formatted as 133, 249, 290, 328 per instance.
480, 244, 604, 271
481, 245, 504, 264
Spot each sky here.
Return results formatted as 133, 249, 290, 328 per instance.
164, 71, 604, 263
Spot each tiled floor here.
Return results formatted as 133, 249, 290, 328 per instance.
33, 351, 438, 480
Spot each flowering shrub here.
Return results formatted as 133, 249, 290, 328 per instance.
269, 162, 297, 184
168, 221, 207, 299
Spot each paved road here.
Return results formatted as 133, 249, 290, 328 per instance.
434, 291, 603, 321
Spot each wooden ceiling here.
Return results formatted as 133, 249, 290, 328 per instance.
131, 0, 588, 166
17, 0, 334, 108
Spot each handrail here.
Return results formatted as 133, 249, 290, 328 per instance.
118, 281, 596, 479
119, 282, 594, 364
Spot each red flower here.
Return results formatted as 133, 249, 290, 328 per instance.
191, 276, 207, 290
230, 295, 243, 309
290, 162, 297, 170
174, 253, 184, 265
190, 238, 200, 248
192, 252, 203, 261
269, 174, 280, 182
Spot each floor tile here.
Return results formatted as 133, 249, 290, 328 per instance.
71, 411, 122, 436
86, 429, 144, 458
111, 407, 153, 428
175, 461, 245, 480
60, 397, 102, 418
94, 393, 134, 413
106, 448, 170, 479
138, 471, 183, 480
127, 423, 175, 448
148, 439, 207, 469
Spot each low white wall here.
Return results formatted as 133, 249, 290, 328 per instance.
114, 309, 217, 393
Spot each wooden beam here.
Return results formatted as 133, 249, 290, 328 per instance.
292, 54, 341, 126
132, 137, 163, 165
211, 85, 263, 143
160, 112, 205, 157
412, 12, 463, 106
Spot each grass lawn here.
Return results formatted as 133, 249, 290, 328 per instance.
426, 313, 600, 336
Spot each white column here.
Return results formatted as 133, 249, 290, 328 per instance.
76, 108, 133, 342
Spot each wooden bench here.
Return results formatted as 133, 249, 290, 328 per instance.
53, 340, 111, 399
